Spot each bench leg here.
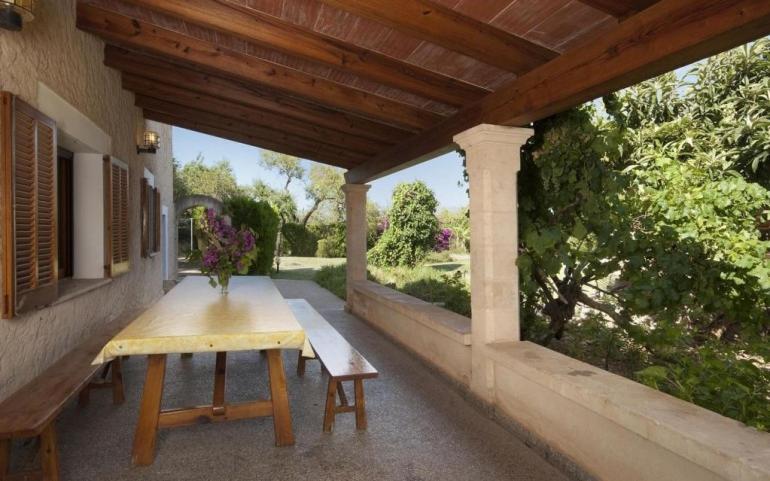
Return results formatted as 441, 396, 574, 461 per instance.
132, 354, 167, 466
40, 423, 60, 481
265, 350, 294, 447
112, 357, 125, 405
337, 382, 348, 406
354, 379, 367, 430
0, 438, 9, 478
296, 351, 306, 377
323, 379, 337, 433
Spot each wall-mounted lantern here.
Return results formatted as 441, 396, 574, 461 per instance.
137, 130, 160, 154
0, 0, 35, 31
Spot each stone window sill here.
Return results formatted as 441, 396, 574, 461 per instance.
51, 278, 113, 307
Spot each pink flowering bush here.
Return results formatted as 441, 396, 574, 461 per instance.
192, 208, 259, 293
434, 228, 453, 252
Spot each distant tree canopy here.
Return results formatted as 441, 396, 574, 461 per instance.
174, 154, 241, 200
369, 181, 439, 267
511, 40, 770, 429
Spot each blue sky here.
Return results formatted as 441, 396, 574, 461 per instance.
172, 127, 469, 211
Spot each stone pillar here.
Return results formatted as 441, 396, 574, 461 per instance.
454, 124, 534, 402
343, 183, 370, 310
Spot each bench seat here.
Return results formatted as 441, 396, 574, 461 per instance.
287, 299, 378, 432
0, 308, 141, 480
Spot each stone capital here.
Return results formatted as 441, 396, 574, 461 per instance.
453, 124, 534, 150
342, 183, 371, 196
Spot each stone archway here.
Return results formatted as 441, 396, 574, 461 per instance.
175, 194, 224, 219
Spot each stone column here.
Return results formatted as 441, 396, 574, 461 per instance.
454, 124, 534, 401
342, 183, 370, 310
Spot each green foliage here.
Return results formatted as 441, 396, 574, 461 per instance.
513, 39, 770, 430
314, 222, 346, 258
174, 154, 241, 200
282, 222, 318, 257
260, 151, 305, 190
314, 264, 347, 299
303, 165, 345, 226
437, 207, 470, 252
251, 180, 298, 223
224, 195, 280, 275
366, 202, 385, 249
369, 181, 439, 267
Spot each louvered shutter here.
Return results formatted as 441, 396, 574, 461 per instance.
1, 93, 58, 318
105, 156, 129, 276
153, 188, 161, 254
140, 177, 149, 258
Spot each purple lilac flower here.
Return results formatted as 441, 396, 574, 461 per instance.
202, 246, 219, 269
241, 230, 256, 252
434, 228, 453, 252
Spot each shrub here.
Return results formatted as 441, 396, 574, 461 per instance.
282, 222, 318, 256
224, 195, 279, 274
314, 222, 346, 257
369, 181, 439, 267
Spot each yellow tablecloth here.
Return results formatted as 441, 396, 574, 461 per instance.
93, 276, 314, 364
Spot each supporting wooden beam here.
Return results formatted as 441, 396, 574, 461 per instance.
143, 110, 361, 169
346, 0, 770, 183
316, 0, 558, 73
124, 74, 390, 156
105, 46, 412, 143
135, 94, 376, 161
76, 2, 443, 131
579, 0, 658, 18
117, 0, 487, 107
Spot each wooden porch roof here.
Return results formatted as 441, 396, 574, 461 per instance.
75, 0, 770, 182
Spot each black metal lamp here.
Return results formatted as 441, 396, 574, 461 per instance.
0, 0, 35, 31
137, 130, 160, 154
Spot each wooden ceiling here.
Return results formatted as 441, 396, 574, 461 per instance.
75, 0, 770, 181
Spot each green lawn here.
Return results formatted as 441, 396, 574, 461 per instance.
270, 256, 345, 280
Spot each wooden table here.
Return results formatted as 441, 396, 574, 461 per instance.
94, 276, 313, 466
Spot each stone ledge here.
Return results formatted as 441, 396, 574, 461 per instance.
351, 280, 471, 345
488, 341, 770, 481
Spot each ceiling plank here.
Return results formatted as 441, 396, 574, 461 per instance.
137, 96, 366, 164
143, 109, 362, 169
117, 0, 487, 107
76, 2, 444, 131
578, 1, 659, 18
346, 0, 770, 183
126, 77, 388, 156
105, 46, 412, 144
316, 0, 558, 73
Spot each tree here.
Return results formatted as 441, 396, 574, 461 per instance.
368, 181, 439, 267
511, 39, 770, 429
174, 154, 241, 200
302, 165, 344, 226
260, 151, 305, 190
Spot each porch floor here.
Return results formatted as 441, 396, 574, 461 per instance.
47, 279, 568, 480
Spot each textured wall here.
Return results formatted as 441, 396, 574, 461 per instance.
0, 0, 174, 400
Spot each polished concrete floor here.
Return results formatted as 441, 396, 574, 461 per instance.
26, 279, 569, 480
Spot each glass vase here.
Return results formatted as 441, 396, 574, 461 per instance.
218, 272, 231, 295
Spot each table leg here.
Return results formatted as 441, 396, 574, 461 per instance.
213, 352, 227, 416
265, 350, 294, 446
132, 354, 167, 466
40, 422, 60, 481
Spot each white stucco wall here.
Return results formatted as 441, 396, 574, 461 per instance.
0, 0, 174, 400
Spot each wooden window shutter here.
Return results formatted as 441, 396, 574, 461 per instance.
154, 188, 161, 254
0, 92, 58, 318
104, 156, 129, 276
140, 177, 149, 258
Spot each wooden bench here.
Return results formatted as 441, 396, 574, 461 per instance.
287, 299, 378, 432
0, 308, 141, 481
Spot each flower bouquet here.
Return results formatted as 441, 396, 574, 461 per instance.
191, 208, 259, 294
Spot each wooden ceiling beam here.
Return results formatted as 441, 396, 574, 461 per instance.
124, 75, 389, 157
579, 0, 659, 18
316, 0, 558, 73
117, 0, 487, 107
137, 96, 366, 165
346, 0, 770, 183
142, 109, 362, 169
76, 2, 443, 131
105, 46, 412, 144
